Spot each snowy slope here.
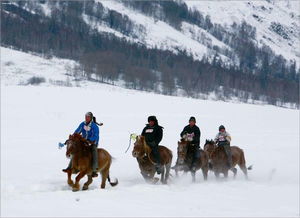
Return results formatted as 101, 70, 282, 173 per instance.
0, 47, 78, 86
93, 0, 300, 65
1, 47, 299, 217
185, 0, 300, 63
3, 0, 300, 67
95, 0, 234, 64
4, 46, 297, 108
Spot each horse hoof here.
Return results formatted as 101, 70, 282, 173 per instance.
68, 181, 74, 187
82, 185, 88, 191
72, 183, 80, 191
152, 177, 159, 184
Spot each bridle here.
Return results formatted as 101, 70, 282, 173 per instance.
177, 140, 190, 163
133, 136, 156, 165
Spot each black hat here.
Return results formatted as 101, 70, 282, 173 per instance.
189, 116, 196, 122
148, 116, 158, 123
219, 125, 225, 130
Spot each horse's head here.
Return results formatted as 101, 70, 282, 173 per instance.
132, 135, 146, 158
177, 139, 189, 165
65, 133, 87, 158
204, 139, 216, 156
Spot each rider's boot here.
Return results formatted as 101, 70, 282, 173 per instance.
62, 159, 72, 173
91, 144, 99, 177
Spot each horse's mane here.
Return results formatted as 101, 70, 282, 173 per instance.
136, 135, 155, 163
137, 135, 151, 154
205, 139, 215, 144
69, 133, 91, 153
204, 139, 216, 152
71, 133, 88, 143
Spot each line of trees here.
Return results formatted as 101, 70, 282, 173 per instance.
124, 0, 299, 82
1, 1, 299, 107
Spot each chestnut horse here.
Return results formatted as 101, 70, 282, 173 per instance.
132, 135, 172, 184
64, 133, 118, 191
172, 139, 209, 182
204, 139, 252, 179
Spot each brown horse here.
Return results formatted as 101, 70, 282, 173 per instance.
204, 139, 252, 179
64, 133, 118, 191
172, 139, 209, 182
132, 135, 172, 184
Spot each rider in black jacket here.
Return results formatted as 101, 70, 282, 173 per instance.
141, 116, 163, 174
180, 116, 201, 171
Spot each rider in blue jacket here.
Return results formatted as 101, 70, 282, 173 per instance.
74, 116, 99, 145
63, 112, 101, 177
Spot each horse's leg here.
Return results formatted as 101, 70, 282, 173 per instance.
231, 167, 237, 179
191, 170, 196, 183
202, 167, 208, 181
239, 165, 248, 179
67, 169, 74, 187
237, 151, 249, 179
160, 165, 166, 184
73, 171, 86, 192
100, 169, 109, 189
214, 171, 220, 179
142, 170, 158, 184
82, 175, 93, 190
141, 171, 151, 181
165, 163, 171, 183
223, 170, 229, 178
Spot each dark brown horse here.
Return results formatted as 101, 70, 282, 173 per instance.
132, 135, 173, 184
204, 139, 252, 179
64, 133, 118, 191
172, 139, 209, 182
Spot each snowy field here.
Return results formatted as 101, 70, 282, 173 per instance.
1, 47, 299, 217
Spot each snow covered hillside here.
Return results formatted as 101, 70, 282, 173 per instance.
88, 0, 300, 65
185, 0, 300, 63
1, 47, 299, 217
2, 1, 299, 107
3, 0, 299, 66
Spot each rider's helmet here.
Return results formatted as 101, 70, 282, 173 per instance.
148, 115, 158, 123
189, 116, 196, 122
219, 125, 225, 131
85, 112, 93, 118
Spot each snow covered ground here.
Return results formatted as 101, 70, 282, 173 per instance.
1, 47, 299, 217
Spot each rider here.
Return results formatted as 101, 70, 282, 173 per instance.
180, 116, 201, 171
62, 112, 101, 177
141, 116, 163, 174
214, 125, 232, 168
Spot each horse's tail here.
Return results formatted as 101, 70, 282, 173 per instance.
240, 149, 253, 170
106, 153, 118, 187
107, 174, 118, 187
167, 148, 173, 161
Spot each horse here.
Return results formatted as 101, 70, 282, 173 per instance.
172, 139, 209, 182
204, 139, 252, 179
64, 133, 118, 191
132, 135, 172, 184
